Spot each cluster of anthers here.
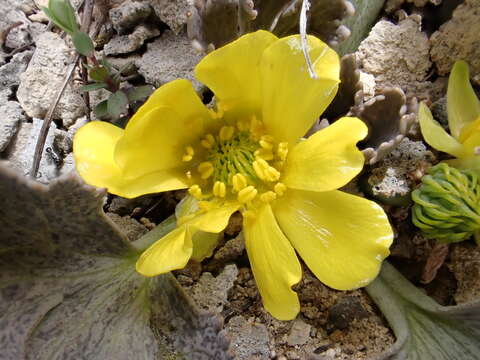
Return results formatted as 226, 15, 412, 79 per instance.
181, 112, 288, 219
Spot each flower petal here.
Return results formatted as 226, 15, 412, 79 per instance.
195, 30, 278, 118
281, 117, 367, 192
114, 79, 212, 179
446, 157, 480, 173
73, 121, 188, 198
191, 232, 219, 262
136, 201, 239, 276
136, 226, 192, 276
260, 35, 340, 144
243, 204, 302, 320
447, 61, 480, 139
273, 189, 393, 290
418, 102, 464, 157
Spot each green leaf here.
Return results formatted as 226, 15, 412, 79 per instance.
80, 82, 108, 92
108, 91, 129, 120
0, 164, 234, 360
89, 66, 110, 82
72, 31, 94, 56
94, 99, 108, 118
366, 262, 480, 359
47, 0, 79, 34
112, 61, 135, 82
447, 60, 480, 139
126, 85, 155, 102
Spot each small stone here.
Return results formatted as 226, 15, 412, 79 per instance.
0, 50, 33, 103
187, 264, 238, 313
357, 16, 431, 97
136, 30, 203, 91
17, 32, 85, 126
431, 0, 480, 84
105, 213, 148, 242
150, 0, 190, 35
109, 0, 152, 33
327, 296, 369, 331
285, 350, 300, 360
214, 234, 245, 262
287, 318, 311, 346
225, 316, 270, 360
5, 118, 58, 183
104, 24, 160, 55
449, 243, 480, 304
0, 102, 25, 152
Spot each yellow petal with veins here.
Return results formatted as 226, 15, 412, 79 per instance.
243, 204, 302, 320
273, 189, 393, 290
195, 30, 278, 119
74, 121, 188, 198
282, 117, 366, 192
114, 79, 212, 180
260, 34, 340, 144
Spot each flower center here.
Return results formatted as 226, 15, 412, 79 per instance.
181, 115, 289, 211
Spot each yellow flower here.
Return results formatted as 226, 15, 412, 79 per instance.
418, 60, 480, 172
74, 31, 393, 320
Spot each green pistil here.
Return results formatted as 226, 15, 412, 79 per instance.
207, 132, 259, 184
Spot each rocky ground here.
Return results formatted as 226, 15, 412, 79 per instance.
1, 0, 479, 359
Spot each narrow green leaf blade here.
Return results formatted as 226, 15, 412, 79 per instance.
80, 83, 108, 92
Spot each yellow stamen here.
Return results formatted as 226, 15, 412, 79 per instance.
238, 185, 258, 203
232, 173, 248, 192
260, 191, 277, 203
182, 145, 195, 162
277, 142, 289, 161
198, 161, 214, 179
259, 135, 274, 150
274, 182, 287, 196
219, 125, 235, 141
237, 119, 250, 132
201, 133, 215, 149
250, 116, 264, 139
198, 201, 212, 211
264, 166, 280, 182
253, 160, 267, 180
188, 184, 202, 200
254, 148, 274, 160
213, 181, 226, 198
186, 171, 192, 179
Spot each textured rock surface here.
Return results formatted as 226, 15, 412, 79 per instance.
4, 118, 59, 182
150, 0, 190, 34
106, 213, 148, 242
0, 102, 25, 152
449, 243, 480, 304
357, 16, 431, 96
188, 264, 239, 313
109, 0, 152, 33
17, 32, 85, 125
430, 0, 480, 84
0, 50, 33, 103
136, 30, 203, 90
368, 138, 435, 201
225, 316, 270, 360
104, 24, 160, 55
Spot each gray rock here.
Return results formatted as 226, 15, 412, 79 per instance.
225, 316, 270, 360
357, 16, 431, 97
105, 213, 148, 242
60, 152, 75, 176
0, 50, 33, 103
104, 24, 160, 56
0, 101, 25, 152
109, 1, 152, 34
5, 118, 58, 183
327, 296, 369, 331
187, 264, 238, 313
150, 0, 190, 35
136, 30, 203, 91
368, 138, 435, 201
17, 32, 85, 127
430, 0, 480, 84
287, 318, 311, 346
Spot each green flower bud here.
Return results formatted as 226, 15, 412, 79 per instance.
412, 162, 480, 244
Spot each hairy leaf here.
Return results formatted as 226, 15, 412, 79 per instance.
366, 262, 480, 360
0, 163, 233, 360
